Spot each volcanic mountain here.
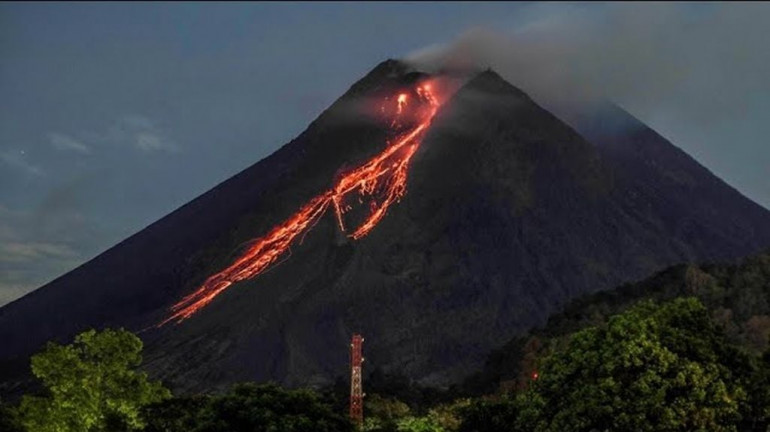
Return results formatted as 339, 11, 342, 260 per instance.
2, 60, 770, 395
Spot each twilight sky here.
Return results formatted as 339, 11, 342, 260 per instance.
1, 2, 768, 306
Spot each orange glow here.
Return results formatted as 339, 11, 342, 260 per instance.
397, 93, 407, 114
159, 81, 443, 326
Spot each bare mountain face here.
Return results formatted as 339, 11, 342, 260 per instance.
2, 60, 770, 395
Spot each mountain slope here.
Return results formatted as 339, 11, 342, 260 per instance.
2, 61, 770, 396
0, 59, 423, 391
573, 102, 770, 260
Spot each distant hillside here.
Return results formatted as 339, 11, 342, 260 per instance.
464, 250, 770, 394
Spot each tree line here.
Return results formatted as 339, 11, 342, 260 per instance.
1, 252, 768, 431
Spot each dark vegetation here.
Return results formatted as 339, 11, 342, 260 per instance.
1, 252, 769, 431
142, 383, 352, 432
463, 251, 770, 395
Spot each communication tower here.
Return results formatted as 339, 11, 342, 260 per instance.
350, 334, 364, 427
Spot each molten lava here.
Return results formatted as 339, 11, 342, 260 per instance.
160, 80, 442, 326
397, 93, 408, 115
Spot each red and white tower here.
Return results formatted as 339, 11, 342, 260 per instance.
349, 333, 364, 427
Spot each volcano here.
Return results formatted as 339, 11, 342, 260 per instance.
2, 60, 770, 394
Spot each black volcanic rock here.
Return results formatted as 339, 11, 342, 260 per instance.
2, 61, 770, 396
571, 102, 770, 261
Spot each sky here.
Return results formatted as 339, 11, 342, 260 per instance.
1, 2, 768, 306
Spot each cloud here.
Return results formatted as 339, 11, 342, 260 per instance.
0, 113, 180, 307
0, 204, 92, 306
78, 114, 179, 153
49, 132, 91, 154
115, 115, 179, 153
0, 149, 44, 176
0, 241, 78, 264
135, 132, 168, 152
121, 114, 155, 130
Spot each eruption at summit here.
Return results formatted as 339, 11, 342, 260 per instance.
160, 79, 444, 326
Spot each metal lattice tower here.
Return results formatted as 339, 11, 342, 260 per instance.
349, 334, 364, 427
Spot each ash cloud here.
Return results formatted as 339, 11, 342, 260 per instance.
405, 3, 770, 123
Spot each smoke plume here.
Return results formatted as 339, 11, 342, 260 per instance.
405, 3, 770, 121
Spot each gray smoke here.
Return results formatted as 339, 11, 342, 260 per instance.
405, 2, 770, 120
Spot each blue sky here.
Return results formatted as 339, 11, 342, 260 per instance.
1, 2, 768, 305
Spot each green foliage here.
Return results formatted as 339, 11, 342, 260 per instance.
142, 395, 210, 432
16, 328, 170, 432
743, 346, 770, 431
363, 394, 412, 432
457, 392, 541, 432
0, 399, 23, 432
532, 298, 748, 432
366, 369, 454, 411
464, 252, 770, 395
395, 415, 444, 432
456, 297, 770, 431
363, 395, 467, 432
426, 400, 468, 432
457, 397, 519, 432
190, 382, 353, 432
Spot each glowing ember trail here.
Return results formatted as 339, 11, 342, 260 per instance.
159, 80, 441, 326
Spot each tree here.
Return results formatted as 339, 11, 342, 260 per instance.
743, 345, 770, 431
425, 400, 468, 432
142, 395, 211, 432
532, 298, 749, 432
363, 393, 412, 432
457, 391, 542, 432
16, 328, 170, 432
395, 415, 444, 432
0, 399, 23, 432
193, 382, 354, 432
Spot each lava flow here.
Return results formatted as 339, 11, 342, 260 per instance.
159, 80, 442, 326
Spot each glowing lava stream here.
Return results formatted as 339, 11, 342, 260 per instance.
159, 82, 440, 326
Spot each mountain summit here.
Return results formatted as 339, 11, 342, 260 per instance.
2, 60, 770, 394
